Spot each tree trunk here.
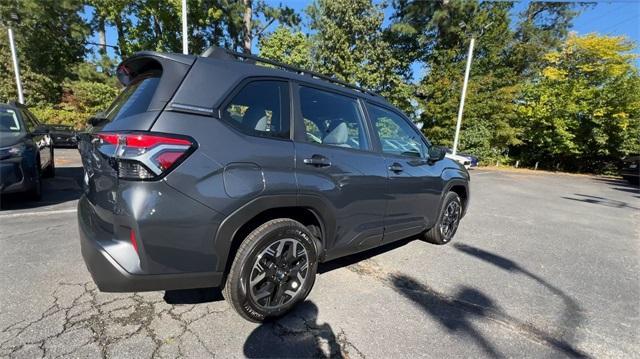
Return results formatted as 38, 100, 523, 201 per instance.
97, 17, 107, 56
153, 15, 162, 50
242, 0, 252, 54
114, 16, 127, 58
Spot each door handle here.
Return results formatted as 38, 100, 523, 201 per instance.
303, 154, 331, 167
388, 162, 404, 173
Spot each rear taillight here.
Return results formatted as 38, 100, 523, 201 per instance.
95, 132, 196, 180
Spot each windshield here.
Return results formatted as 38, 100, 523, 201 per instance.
102, 73, 161, 123
0, 108, 22, 133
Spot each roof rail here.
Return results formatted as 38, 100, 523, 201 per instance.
201, 46, 380, 97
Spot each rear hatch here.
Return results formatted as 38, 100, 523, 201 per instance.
78, 52, 196, 210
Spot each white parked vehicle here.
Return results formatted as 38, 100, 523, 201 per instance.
445, 152, 472, 169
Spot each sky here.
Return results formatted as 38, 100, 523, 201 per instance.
86, 0, 640, 67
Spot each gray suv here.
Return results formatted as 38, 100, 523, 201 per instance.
78, 48, 470, 322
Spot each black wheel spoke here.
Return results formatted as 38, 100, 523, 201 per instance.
440, 201, 461, 239
254, 281, 275, 305
249, 238, 309, 310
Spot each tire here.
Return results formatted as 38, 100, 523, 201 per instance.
43, 148, 55, 178
223, 218, 318, 322
424, 191, 463, 245
28, 158, 42, 201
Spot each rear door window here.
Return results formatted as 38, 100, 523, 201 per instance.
298, 86, 369, 150
222, 80, 290, 139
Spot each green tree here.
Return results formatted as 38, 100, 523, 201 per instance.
509, 2, 584, 78
392, 0, 520, 160
100, 0, 300, 56
517, 34, 640, 172
0, 0, 88, 105
259, 26, 312, 68
307, 0, 413, 114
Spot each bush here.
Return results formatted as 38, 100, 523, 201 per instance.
30, 105, 92, 130
66, 80, 118, 113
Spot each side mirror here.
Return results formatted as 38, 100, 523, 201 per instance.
428, 146, 446, 162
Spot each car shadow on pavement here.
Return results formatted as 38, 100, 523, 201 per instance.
561, 193, 639, 210
451, 243, 589, 358
164, 287, 224, 304
391, 274, 589, 359
243, 301, 343, 358
391, 274, 504, 358
0, 166, 84, 210
318, 237, 417, 274
591, 177, 639, 193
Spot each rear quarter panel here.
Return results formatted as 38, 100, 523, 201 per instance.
151, 112, 297, 216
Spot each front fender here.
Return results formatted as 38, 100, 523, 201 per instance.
440, 166, 470, 217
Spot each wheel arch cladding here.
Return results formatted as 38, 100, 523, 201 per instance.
440, 167, 470, 216
214, 197, 328, 275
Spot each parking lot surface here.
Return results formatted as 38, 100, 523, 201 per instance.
1, 149, 638, 358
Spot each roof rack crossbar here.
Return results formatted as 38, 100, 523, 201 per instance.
202, 46, 379, 97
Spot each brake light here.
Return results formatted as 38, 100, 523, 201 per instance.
95, 132, 196, 180
129, 228, 139, 253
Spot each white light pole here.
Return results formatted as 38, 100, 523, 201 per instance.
181, 0, 188, 54
7, 20, 24, 104
452, 36, 474, 156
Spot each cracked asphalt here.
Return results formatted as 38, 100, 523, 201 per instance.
1, 149, 638, 358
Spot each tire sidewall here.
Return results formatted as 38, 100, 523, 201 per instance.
232, 221, 318, 322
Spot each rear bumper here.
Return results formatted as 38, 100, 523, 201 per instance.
79, 231, 222, 292
78, 194, 224, 292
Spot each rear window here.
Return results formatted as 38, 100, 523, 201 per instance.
103, 73, 160, 123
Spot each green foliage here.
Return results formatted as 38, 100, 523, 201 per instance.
0, 43, 60, 106
394, 0, 521, 162
259, 26, 312, 69
89, 0, 301, 56
1, 0, 637, 174
65, 80, 119, 114
517, 34, 640, 173
306, 0, 414, 114
0, 0, 88, 105
29, 62, 119, 130
0, 0, 88, 83
29, 105, 90, 130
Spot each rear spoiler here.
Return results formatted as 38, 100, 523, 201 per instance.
115, 52, 197, 113
116, 52, 195, 86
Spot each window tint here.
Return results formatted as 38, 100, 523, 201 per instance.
104, 73, 161, 123
299, 86, 368, 150
223, 81, 290, 138
367, 104, 427, 158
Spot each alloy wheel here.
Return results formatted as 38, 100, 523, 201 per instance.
440, 200, 461, 241
248, 238, 309, 310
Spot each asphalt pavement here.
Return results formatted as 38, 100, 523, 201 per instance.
0, 148, 638, 358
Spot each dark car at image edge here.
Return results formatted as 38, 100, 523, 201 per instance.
621, 155, 639, 185
77, 47, 470, 322
0, 102, 55, 200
